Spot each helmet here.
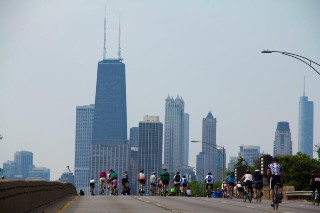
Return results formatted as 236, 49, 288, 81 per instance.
246, 170, 251, 174
109, 169, 113, 172
182, 175, 186, 178
255, 169, 260, 172
273, 157, 279, 162
124, 171, 128, 173
238, 181, 241, 184
208, 172, 212, 175
231, 171, 234, 174
163, 168, 167, 171
140, 169, 144, 173
176, 171, 180, 174
152, 172, 156, 174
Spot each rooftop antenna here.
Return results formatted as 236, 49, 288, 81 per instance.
103, 5, 107, 60
118, 13, 122, 61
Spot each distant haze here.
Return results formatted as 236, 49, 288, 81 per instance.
1, 0, 320, 180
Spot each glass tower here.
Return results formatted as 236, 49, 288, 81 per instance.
274, 121, 292, 156
164, 95, 185, 172
202, 112, 217, 177
138, 116, 163, 193
74, 104, 94, 195
14, 151, 33, 179
298, 95, 314, 158
92, 59, 127, 146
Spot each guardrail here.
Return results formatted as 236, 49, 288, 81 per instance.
0, 180, 77, 213
286, 191, 312, 200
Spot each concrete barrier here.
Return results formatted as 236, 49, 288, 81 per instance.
0, 180, 77, 213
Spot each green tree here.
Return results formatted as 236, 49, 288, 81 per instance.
188, 180, 205, 197
279, 152, 320, 190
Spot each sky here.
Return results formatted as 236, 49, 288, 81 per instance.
1, 0, 320, 180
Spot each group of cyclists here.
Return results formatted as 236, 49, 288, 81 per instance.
87, 157, 320, 208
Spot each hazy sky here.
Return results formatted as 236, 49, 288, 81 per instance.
1, 0, 320, 180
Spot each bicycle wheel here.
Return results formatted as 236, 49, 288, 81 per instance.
243, 190, 247, 202
248, 190, 252, 203
258, 189, 262, 202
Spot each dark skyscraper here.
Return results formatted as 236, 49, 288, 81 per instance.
90, 11, 129, 193
298, 81, 314, 158
92, 59, 127, 145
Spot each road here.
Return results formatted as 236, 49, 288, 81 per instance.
60, 196, 320, 213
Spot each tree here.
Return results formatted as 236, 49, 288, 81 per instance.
279, 152, 320, 190
188, 180, 205, 197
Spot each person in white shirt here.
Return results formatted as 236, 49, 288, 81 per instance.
205, 172, 214, 197
240, 170, 254, 196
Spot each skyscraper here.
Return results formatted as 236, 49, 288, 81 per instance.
202, 112, 217, 176
90, 11, 129, 193
238, 145, 260, 166
182, 113, 190, 166
14, 151, 33, 179
138, 116, 163, 193
274, 121, 292, 156
196, 152, 209, 181
74, 104, 94, 195
164, 95, 185, 172
298, 82, 314, 158
130, 127, 139, 148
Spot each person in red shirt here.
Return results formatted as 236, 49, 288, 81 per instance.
99, 171, 107, 194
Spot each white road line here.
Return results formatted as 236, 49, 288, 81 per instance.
145, 200, 149, 203
156, 204, 161, 207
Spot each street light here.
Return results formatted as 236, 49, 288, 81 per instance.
191, 140, 226, 181
261, 50, 320, 76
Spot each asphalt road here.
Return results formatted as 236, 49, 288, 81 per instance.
60, 196, 320, 213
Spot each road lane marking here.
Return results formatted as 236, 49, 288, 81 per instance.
57, 196, 78, 213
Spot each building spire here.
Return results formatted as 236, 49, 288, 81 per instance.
103, 5, 107, 60
118, 13, 122, 60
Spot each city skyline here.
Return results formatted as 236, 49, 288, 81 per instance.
1, 1, 320, 180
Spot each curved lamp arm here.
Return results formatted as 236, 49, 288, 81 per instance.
262, 50, 320, 76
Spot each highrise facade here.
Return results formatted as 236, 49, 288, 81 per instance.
274, 121, 292, 156
182, 113, 189, 166
74, 104, 94, 195
90, 13, 129, 194
164, 95, 185, 172
130, 127, 139, 148
201, 112, 217, 177
196, 152, 209, 181
238, 145, 260, 166
215, 148, 226, 181
138, 116, 163, 193
14, 151, 33, 179
298, 88, 314, 158
28, 167, 50, 181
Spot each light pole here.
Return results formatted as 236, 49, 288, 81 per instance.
191, 140, 225, 181
261, 50, 320, 76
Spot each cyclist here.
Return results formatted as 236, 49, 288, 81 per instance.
205, 172, 214, 197
240, 170, 254, 199
121, 171, 130, 195
253, 169, 263, 199
221, 181, 228, 197
235, 181, 244, 198
99, 170, 107, 194
150, 172, 157, 195
310, 170, 320, 196
157, 177, 163, 195
106, 169, 113, 190
226, 171, 236, 197
267, 157, 283, 207
173, 172, 182, 195
109, 170, 118, 195
89, 177, 95, 196
181, 175, 188, 196
160, 168, 170, 196
112, 177, 118, 196
138, 169, 146, 195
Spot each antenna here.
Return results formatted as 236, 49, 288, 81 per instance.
118, 13, 122, 60
103, 5, 107, 60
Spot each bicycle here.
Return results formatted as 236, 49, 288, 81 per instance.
243, 185, 252, 203
229, 185, 234, 199
138, 182, 145, 196
206, 184, 213, 198
256, 183, 263, 203
162, 183, 168, 197
150, 183, 157, 196
313, 188, 320, 206
100, 178, 107, 194
273, 182, 281, 210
